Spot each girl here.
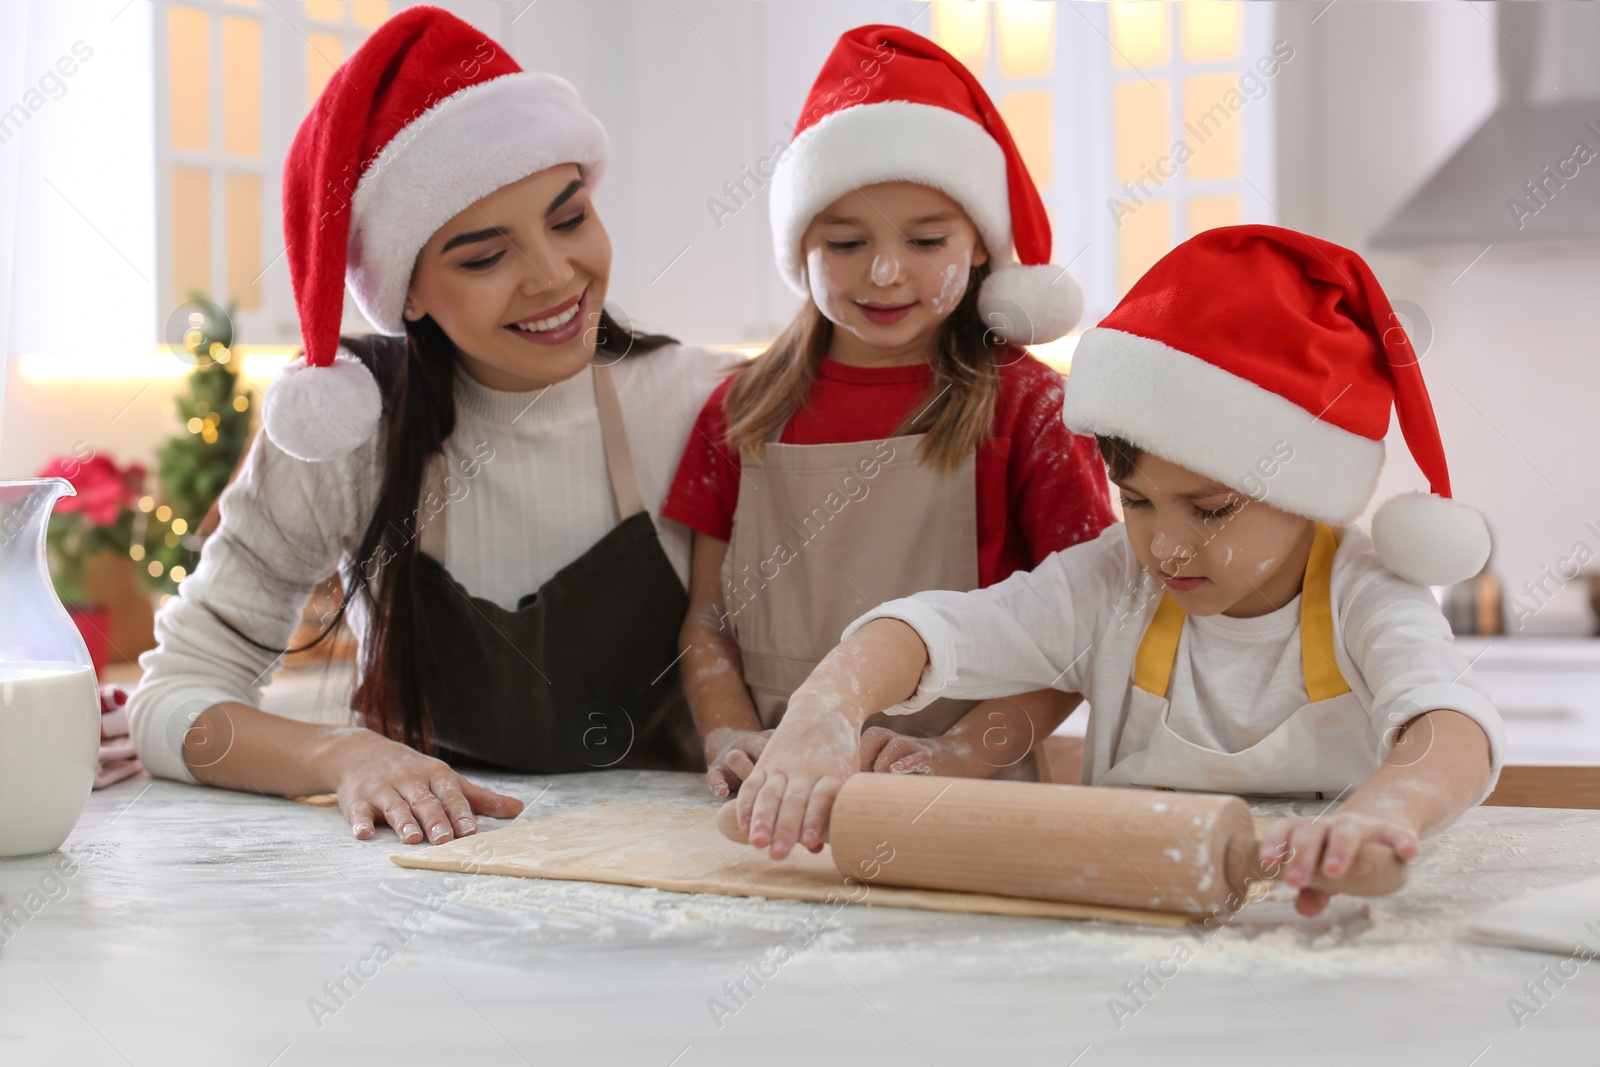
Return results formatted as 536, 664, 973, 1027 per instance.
736, 225, 1506, 918
664, 26, 1116, 798
128, 7, 735, 844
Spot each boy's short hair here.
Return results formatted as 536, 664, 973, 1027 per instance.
1095, 435, 1141, 484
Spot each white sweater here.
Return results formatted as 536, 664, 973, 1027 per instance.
129, 343, 740, 784
844, 522, 1507, 799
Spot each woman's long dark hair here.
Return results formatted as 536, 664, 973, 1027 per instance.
331, 310, 675, 753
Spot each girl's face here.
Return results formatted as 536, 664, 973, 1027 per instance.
405, 163, 611, 391
800, 181, 989, 364
1115, 450, 1318, 619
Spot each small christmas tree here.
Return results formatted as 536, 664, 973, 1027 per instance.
147, 295, 255, 595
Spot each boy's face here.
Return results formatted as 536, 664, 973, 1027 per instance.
1114, 451, 1319, 619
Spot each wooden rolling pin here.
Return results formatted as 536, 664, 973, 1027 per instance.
718, 774, 1407, 914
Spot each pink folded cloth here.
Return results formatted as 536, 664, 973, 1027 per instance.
95, 683, 146, 789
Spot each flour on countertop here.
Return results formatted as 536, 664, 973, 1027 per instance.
381, 783, 1600, 977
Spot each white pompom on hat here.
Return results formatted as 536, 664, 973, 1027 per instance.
768, 25, 1082, 346
269, 5, 609, 462
1063, 224, 1491, 587
1370, 491, 1493, 587
259, 351, 382, 464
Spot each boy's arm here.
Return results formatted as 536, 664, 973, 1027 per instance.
738, 533, 1121, 859
737, 618, 930, 858
1259, 563, 1506, 917
678, 532, 768, 797
1259, 707, 1492, 916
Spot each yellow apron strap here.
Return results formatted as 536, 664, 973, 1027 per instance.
1133, 591, 1186, 698
1131, 522, 1351, 702
1300, 522, 1351, 702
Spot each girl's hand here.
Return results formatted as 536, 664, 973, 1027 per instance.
1257, 811, 1421, 917
322, 727, 525, 844
858, 726, 978, 778
704, 727, 774, 798
737, 709, 859, 860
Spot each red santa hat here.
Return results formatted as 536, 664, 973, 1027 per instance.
1064, 224, 1490, 587
768, 25, 1081, 346
265, 5, 608, 462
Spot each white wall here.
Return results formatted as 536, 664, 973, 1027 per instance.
1276, 0, 1600, 634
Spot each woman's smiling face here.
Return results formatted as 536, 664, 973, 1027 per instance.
404, 163, 611, 390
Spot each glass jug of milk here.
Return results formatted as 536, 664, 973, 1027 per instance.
0, 478, 101, 856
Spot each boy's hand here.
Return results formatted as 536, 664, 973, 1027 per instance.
1257, 811, 1421, 916
704, 727, 774, 798
736, 618, 934, 860
1256, 710, 1490, 916
737, 708, 859, 860
859, 726, 979, 778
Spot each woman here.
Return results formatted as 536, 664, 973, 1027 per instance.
128, 6, 735, 844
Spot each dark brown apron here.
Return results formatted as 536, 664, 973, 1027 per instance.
409, 362, 702, 774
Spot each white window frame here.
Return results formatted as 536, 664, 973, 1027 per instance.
971, 2, 1280, 326
152, 0, 445, 346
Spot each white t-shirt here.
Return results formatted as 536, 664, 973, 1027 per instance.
843, 522, 1506, 799
128, 343, 739, 784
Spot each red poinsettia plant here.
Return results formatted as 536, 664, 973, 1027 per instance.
38, 451, 147, 607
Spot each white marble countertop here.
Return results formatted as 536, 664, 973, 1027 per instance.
3, 766, 1599, 1066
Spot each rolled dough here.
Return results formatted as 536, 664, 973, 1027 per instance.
390, 801, 1199, 927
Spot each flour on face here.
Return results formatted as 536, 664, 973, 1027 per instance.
869, 253, 901, 288
928, 248, 972, 316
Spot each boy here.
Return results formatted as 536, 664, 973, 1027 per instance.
735, 225, 1505, 917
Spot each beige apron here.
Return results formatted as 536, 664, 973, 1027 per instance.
721, 430, 1047, 781
1098, 522, 1376, 799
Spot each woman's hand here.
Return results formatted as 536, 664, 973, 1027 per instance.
1257, 811, 1421, 917
704, 727, 774, 798
858, 726, 978, 777
322, 727, 525, 844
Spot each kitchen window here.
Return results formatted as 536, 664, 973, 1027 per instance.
154, 0, 394, 343
931, 0, 1281, 326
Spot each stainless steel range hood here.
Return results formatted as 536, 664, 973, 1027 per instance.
1371, 2, 1600, 250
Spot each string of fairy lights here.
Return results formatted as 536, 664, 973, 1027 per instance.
125, 331, 254, 604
